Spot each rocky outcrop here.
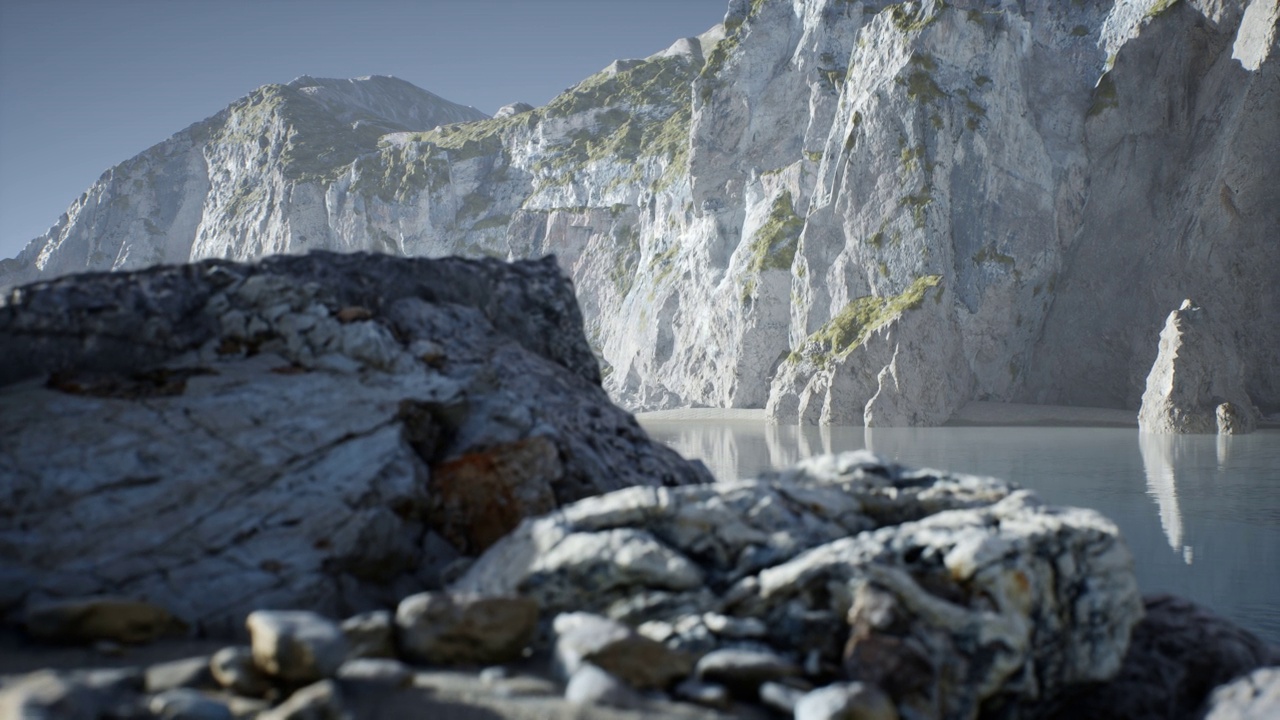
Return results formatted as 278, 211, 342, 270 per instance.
1048, 594, 1277, 720
0, 252, 711, 632
455, 450, 1145, 718
1138, 300, 1261, 434
5, 448, 1276, 719
3, 2, 1278, 426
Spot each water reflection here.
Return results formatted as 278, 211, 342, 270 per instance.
1138, 433, 1190, 561
639, 416, 1280, 645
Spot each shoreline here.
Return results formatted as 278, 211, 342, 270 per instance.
637, 401, 1280, 430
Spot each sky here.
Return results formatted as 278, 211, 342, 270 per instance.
0, 0, 728, 261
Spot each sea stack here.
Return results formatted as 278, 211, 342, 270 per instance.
1138, 300, 1259, 435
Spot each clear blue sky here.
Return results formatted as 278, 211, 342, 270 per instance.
0, 0, 727, 260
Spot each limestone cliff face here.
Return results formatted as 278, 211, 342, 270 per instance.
5, 0, 1278, 425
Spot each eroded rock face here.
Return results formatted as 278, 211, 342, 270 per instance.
6, 2, 1275, 426
454, 451, 1145, 719
0, 253, 711, 632
1138, 300, 1260, 434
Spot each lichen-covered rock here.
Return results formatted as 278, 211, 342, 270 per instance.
1138, 300, 1260, 434
0, 253, 711, 632
395, 592, 538, 666
455, 451, 1144, 719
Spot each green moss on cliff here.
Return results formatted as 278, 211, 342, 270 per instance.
900, 186, 933, 229
890, 2, 940, 32
800, 275, 943, 360
747, 191, 804, 273
1146, 0, 1180, 18
972, 245, 1016, 266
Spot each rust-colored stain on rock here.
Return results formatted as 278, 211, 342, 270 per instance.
430, 436, 561, 554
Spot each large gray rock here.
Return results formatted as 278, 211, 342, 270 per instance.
246, 610, 347, 684
395, 592, 538, 666
22, 595, 187, 645
0, 253, 711, 632
455, 451, 1145, 719
1138, 300, 1260, 434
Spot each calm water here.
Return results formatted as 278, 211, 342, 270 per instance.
638, 420, 1280, 646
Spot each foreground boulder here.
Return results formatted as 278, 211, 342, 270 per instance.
0, 252, 712, 632
1138, 300, 1260, 435
454, 451, 1145, 719
1048, 594, 1277, 720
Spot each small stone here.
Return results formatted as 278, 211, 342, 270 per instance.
148, 688, 234, 720
489, 676, 559, 699
673, 678, 731, 710
209, 646, 272, 698
335, 658, 412, 686
636, 620, 675, 643
335, 306, 373, 323
94, 640, 125, 656
553, 611, 693, 689
340, 610, 394, 660
0, 671, 110, 719
794, 682, 899, 720
246, 610, 348, 683
226, 696, 271, 718
759, 681, 807, 714
564, 664, 643, 709
24, 596, 186, 644
478, 666, 510, 685
694, 647, 801, 696
703, 612, 767, 638
258, 679, 345, 720
395, 592, 537, 666
146, 656, 216, 693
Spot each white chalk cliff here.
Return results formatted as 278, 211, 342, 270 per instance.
4, 0, 1278, 425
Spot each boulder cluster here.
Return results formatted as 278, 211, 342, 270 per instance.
2, 254, 1277, 719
